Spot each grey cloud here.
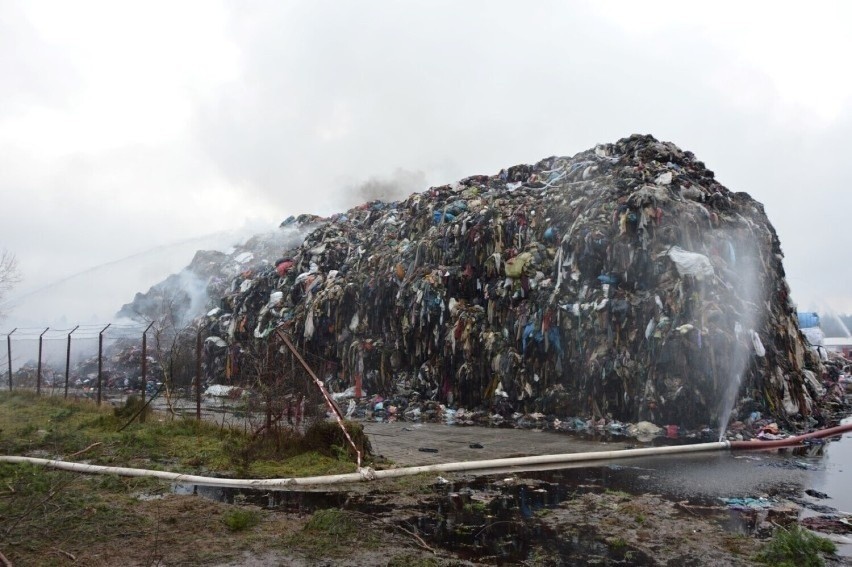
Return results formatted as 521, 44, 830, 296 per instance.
0, 3, 79, 115
2, 0, 851, 338
190, 2, 852, 311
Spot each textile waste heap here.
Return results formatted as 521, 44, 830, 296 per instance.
175, 135, 832, 430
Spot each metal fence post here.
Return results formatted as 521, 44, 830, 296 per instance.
7, 328, 15, 391
195, 329, 202, 421
64, 326, 78, 399
36, 327, 49, 396
141, 321, 154, 423
96, 323, 111, 405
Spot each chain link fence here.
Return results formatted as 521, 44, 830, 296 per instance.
1, 324, 327, 434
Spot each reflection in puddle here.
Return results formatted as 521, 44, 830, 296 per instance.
167, 418, 852, 562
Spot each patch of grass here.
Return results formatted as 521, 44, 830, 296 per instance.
222, 507, 261, 531
755, 525, 836, 567
223, 426, 306, 471
113, 394, 150, 421
285, 508, 382, 558
604, 488, 631, 500
0, 392, 367, 480
619, 501, 648, 525
98, 473, 130, 492
304, 508, 357, 537
115, 417, 239, 470
609, 536, 628, 550
385, 472, 437, 493
0, 463, 153, 565
247, 450, 356, 478
300, 420, 372, 459
50, 406, 78, 421
462, 500, 488, 515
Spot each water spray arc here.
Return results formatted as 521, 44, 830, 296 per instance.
715, 232, 765, 441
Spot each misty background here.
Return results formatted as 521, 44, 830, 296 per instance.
2, 0, 852, 338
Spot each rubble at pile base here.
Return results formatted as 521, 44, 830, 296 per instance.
179, 135, 840, 431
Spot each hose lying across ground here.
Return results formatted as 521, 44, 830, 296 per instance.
2, 423, 851, 488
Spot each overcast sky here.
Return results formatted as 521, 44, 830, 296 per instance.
2, 0, 852, 332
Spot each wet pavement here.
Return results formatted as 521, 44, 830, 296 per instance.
362, 421, 619, 465
363, 420, 825, 499
361, 421, 843, 496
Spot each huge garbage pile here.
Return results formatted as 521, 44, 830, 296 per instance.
159, 135, 836, 430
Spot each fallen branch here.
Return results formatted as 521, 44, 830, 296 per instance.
349, 510, 436, 554
52, 548, 76, 562
475, 520, 524, 538
0, 550, 12, 567
394, 523, 436, 554
66, 443, 101, 460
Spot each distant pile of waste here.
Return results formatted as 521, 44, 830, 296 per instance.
139, 135, 842, 430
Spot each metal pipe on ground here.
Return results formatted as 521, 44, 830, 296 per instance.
2, 423, 850, 488
728, 422, 852, 450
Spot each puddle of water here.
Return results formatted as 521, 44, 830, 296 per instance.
404, 477, 655, 565
806, 431, 852, 514
798, 427, 852, 557
170, 414, 852, 562
173, 482, 359, 512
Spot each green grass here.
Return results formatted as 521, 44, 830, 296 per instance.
384, 472, 436, 493
755, 525, 836, 567
604, 488, 631, 500
609, 537, 628, 550
222, 508, 261, 531
0, 391, 365, 478
462, 500, 488, 515
247, 450, 355, 477
0, 463, 156, 564
284, 508, 380, 558
303, 508, 358, 537
0, 392, 374, 564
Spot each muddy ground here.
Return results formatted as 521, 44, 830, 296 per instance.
3, 394, 850, 565
71, 474, 764, 566
4, 449, 823, 566
136, 467, 843, 566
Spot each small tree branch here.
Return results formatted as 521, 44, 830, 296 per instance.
66, 442, 102, 459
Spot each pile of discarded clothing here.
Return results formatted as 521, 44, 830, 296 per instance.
171, 134, 837, 430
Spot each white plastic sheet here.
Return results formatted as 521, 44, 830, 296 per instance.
750, 330, 766, 357
666, 246, 714, 280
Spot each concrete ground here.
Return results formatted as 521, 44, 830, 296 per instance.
362, 421, 626, 466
